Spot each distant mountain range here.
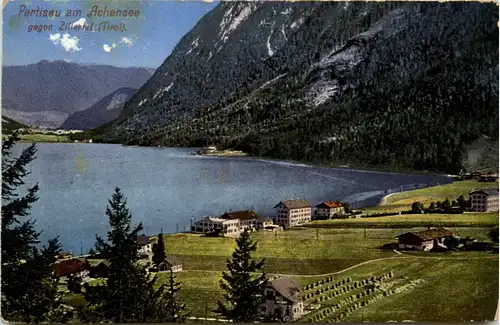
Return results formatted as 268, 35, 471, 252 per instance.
61, 87, 138, 130
2, 60, 153, 128
91, 1, 498, 174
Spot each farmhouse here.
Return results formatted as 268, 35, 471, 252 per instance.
273, 199, 312, 228
469, 188, 499, 212
396, 227, 453, 251
158, 256, 183, 272
191, 210, 264, 236
256, 216, 277, 230
313, 201, 345, 219
220, 210, 259, 230
479, 173, 499, 182
89, 261, 110, 278
52, 258, 91, 278
261, 276, 304, 321
137, 234, 152, 257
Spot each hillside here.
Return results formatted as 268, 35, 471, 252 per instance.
97, 2, 497, 174
1, 116, 27, 133
2, 61, 153, 128
61, 88, 138, 130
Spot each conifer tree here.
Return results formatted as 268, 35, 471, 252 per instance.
216, 229, 267, 322
152, 230, 167, 267
81, 188, 185, 323
2, 133, 70, 323
157, 270, 187, 322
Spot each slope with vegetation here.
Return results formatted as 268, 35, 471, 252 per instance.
92, 1, 498, 175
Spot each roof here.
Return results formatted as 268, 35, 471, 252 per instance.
267, 277, 301, 303
165, 255, 182, 266
137, 234, 151, 246
274, 199, 312, 209
396, 228, 453, 241
316, 201, 343, 209
221, 210, 259, 221
470, 188, 499, 196
52, 258, 91, 277
257, 216, 273, 223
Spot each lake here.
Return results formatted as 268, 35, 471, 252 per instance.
13, 143, 452, 253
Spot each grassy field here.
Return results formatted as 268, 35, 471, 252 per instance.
147, 227, 498, 320
381, 180, 499, 208
303, 212, 499, 228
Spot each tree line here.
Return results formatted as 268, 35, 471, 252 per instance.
2, 133, 276, 323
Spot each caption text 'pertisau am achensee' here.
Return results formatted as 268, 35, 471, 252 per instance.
19, 5, 139, 33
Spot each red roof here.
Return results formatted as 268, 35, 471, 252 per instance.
52, 258, 90, 277
316, 201, 343, 209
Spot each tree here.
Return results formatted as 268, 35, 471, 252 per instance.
442, 198, 452, 210
2, 133, 70, 323
342, 202, 351, 213
216, 229, 268, 322
152, 230, 167, 267
489, 227, 499, 244
411, 202, 424, 213
429, 202, 436, 210
80, 188, 175, 323
457, 195, 467, 209
157, 270, 187, 322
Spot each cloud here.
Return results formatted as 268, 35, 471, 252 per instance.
120, 37, 133, 46
103, 43, 117, 53
49, 33, 81, 52
71, 18, 86, 28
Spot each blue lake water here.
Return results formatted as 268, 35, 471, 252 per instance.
13, 143, 452, 253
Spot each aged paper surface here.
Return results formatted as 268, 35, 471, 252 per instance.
1, 0, 498, 323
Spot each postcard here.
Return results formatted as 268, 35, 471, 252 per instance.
1, 0, 498, 323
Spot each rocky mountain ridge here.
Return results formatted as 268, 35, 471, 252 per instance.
98, 1, 498, 174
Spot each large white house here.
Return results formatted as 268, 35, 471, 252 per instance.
191, 210, 273, 236
313, 201, 345, 219
273, 199, 312, 228
469, 188, 499, 212
261, 276, 304, 321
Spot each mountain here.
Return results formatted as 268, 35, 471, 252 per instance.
98, 1, 498, 174
61, 88, 138, 130
2, 61, 153, 128
1, 116, 27, 133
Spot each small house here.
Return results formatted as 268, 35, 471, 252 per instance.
261, 276, 304, 321
469, 188, 499, 212
313, 201, 345, 220
396, 228, 453, 251
56, 251, 73, 260
89, 261, 110, 278
52, 258, 91, 278
256, 216, 275, 230
137, 234, 152, 257
158, 256, 183, 272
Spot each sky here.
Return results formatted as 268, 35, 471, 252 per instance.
2, 0, 218, 68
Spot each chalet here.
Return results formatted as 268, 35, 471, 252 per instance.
191, 210, 262, 236
471, 171, 483, 180
396, 228, 453, 251
469, 188, 499, 212
221, 210, 259, 231
158, 256, 183, 272
261, 276, 304, 321
479, 173, 499, 182
256, 216, 277, 230
137, 234, 152, 257
56, 251, 73, 260
89, 261, 110, 278
52, 258, 91, 278
313, 201, 345, 219
273, 199, 312, 228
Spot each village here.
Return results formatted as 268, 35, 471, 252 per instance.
50, 178, 499, 322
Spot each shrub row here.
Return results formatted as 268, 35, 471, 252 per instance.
304, 276, 350, 291
326, 288, 398, 322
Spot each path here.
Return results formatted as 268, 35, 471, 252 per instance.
184, 252, 497, 278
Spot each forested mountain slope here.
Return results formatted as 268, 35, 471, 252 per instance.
100, 2, 498, 174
